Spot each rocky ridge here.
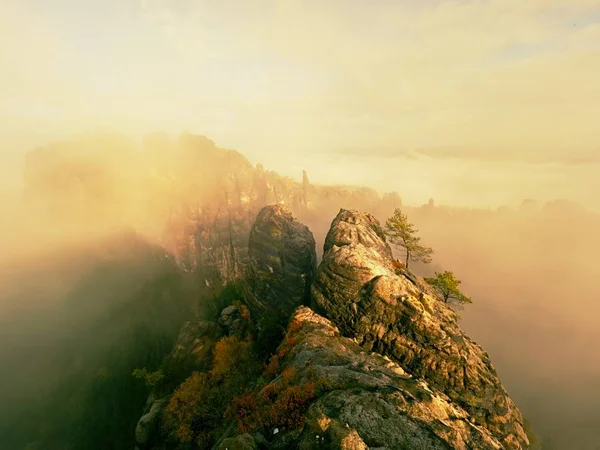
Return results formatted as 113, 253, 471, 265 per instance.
135, 207, 529, 450
22, 132, 404, 280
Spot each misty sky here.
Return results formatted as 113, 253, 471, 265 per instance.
1, 0, 600, 209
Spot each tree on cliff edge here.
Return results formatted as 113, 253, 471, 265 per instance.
425, 271, 472, 305
385, 208, 433, 269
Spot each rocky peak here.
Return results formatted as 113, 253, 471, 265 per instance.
244, 204, 317, 324
323, 209, 392, 261
312, 209, 529, 449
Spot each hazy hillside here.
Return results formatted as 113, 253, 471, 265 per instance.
0, 231, 200, 449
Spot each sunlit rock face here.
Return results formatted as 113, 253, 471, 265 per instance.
311, 209, 529, 449
255, 306, 513, 449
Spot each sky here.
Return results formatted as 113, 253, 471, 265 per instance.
1, 0, 600, 208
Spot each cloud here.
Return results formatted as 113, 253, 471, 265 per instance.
134, 0, 600, 154
333, 145, 600, 166
415, 147, 600, 165
4, 0, 600, 148
2, 0, 600, 209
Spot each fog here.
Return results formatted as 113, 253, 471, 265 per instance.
405, 204, 600, 449
0, 133, 598, 449
304, 198, 600, 448
3, 0, 600, 210
2, 2, 600, 447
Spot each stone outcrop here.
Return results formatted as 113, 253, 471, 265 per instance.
218, 305, 242, 330
217, 304, 253, 337
227, 306, 514, 449
160, 320, 223, 378
311, 209, 529, 449
244, 205, 317, 323
134, 205, 317, 450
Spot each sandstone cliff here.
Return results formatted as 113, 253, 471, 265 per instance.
20, 132, 402, 280
216, 209, 528, 449
311, 209, 529, 449
5, 133, 541, 450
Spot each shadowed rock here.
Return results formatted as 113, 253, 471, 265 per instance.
244, 204, 317, 323
311, 209, 529, 449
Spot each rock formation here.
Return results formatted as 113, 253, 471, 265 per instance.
214, 208, 528, 449
311, 209, 529, 449
244, 204, 317, 323
9, 132, 534, 450
134, 205, 317, 449
133, 207, 529, 450
230, 306, 516, 449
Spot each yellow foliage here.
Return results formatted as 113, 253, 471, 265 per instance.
211, 335, 257, 381
162, 334, 261, 448
163, 372, 211, 444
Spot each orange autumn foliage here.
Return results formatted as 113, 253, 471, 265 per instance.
261, 327, 301, 380
227, 368, 320, 434
263, 355, 281, 379
211, 335, 255, 380
162, 335, 261, 447
392, 259, 405, 270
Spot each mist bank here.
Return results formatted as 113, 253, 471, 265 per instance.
0, 131, 598, 449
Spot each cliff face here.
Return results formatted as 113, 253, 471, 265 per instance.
311, 209, 529, 449
7, 134, 538, 450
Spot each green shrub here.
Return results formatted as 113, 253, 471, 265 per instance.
132, 368, 165, 389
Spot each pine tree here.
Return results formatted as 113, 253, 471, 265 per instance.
384, 208, 433, 269
425, 271, 472, 304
